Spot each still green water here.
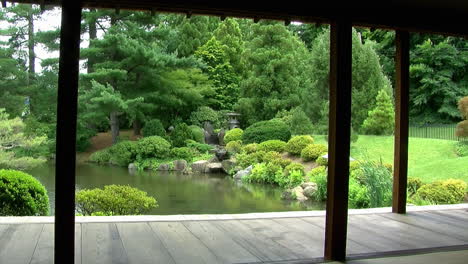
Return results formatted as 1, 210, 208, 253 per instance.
28, 162, 324, 215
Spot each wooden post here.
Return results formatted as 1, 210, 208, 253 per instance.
54, 1, 82, 263
392, 30, 410, 214
324, 18, 352, 261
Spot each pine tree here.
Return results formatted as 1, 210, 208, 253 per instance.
456, 96, 468, 138
361, 90, 395, 135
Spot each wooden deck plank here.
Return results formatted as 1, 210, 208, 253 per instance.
414, 211, 467, 230
183, 221, 260, 263
214, 219, 300, 262
432, 209, 468, 222
301, 216, 375, 255
0, 224, 43, 264
81, 223, 128, 264
149, 221, 220, 264
351, 214, 465, 248
380, 212, 468, 243
117, 222, 175, 264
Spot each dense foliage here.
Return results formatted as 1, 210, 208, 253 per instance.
361, 90, 395, 135
285, 135, 314, 156
76, 185, 157, 215
415, 179, 466, 204
0, 169, 50, 216
242, 119, 291, 144
301, 144, 327, 161
142, 119, 166, 137
224, 128, 243, 144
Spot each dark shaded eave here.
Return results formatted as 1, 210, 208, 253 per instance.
5, 0, 468, 37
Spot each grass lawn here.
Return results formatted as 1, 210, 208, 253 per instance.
313, 135, 468, 184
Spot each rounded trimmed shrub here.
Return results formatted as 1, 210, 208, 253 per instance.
142, 119, 165, 137
224, 128, 243, 144
307, 166, 326, 181
236, 150, 267, 169
186, 140, 213, 153
226, 140, 242, 154
171, 147, 194, 162
285, 135, 314, 156
263, 151, 291, 168
189, 106, 219, 127
242, 119, 291, 144
301, 144, 328, 161
170, 123, 192, 147
408, 177, 423, 196
284, 162, 305, 176
241, 143, 259, 154
0, 169, 50, 216
316, 156, 328, 166
349, 178, 370, 209
89, 148, 112, 164
416, 179, 467, 204
189, 125, 205, 143
76, 185, 157, 216
109, 141, 139, 166
137, 136, 171, 159
258, 140, 287, 153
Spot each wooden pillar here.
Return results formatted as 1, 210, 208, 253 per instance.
54, 1, 82, 263
324, 18, 352, 261
392, 31, 410, 214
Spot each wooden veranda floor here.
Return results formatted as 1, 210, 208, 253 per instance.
1, 206, 467, 264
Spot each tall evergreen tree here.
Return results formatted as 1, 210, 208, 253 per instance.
361, 90, 395, 135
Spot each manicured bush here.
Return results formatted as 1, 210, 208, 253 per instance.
408, 177, 423, 196
89, 148, 112, 164
285, 135, 314, 156
307, 166, 326, 181
316, 156, 328, 166
76, 185, 157, 215
170, 123, 193, 147
137, 136, 171, 159
171, 147, 194, 162
224, 128, 243, 144
226, 140, 242, 154
454, 142, 468, 157
242, 119, 291, 144
236, 151, 267, 169
245, 163, 283, 185
349, 178, 370, 209
189, 125, 205, 143
186, 140, 214, 153
108, 141, 139, 166
258, 140, 287, 153
263, 151, 291, 168
0, 169, 50, 216
301, 144, 328, 161
284, 162, 305, 176
416, 179, 467, 204
189, 106, 220, 127
142, 119, 166, 137
241, 143, 259, 154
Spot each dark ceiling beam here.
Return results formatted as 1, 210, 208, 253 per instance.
5, 0, 468, 36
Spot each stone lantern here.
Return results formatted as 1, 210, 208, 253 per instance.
226, 112, 241, 129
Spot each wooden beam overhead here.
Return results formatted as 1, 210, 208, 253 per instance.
324, 18, 353, 261
54, 0, 82, 263
393, 30, 410, 214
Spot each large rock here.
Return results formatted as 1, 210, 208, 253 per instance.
191, 160, 208, 173
208, 156, 219, 163
214, 147, 229, 161
282, 186, 308, 202
233, 165, 252, 180
128, 163, 137, 171
221, 159, 237, 174
158, 163, 170, 171
173, 160, 188, 171
218, 128, 225, 146
303, 185, 318, 198
204, 162, 223, 173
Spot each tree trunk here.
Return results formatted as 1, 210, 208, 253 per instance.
110, 111, 120, 145
28, 10, 35, 83
133, 119, 141, 136
87, 9, 97, 73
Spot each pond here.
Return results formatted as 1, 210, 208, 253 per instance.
28, 162, 325, 215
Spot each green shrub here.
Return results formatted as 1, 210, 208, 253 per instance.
108, 141, 139, 166
311, 170, 327, 201
361, 90, 395, 135
137, 136, 171, 159
236, 151, 267, 169
189, 125, 205, 143
276, 107, 314, 135
170, 123, 193, 147
245, 163, 283, 185
308, 166, 327, 182
258, 140, 287, 153
301, 144, 328, 161
349, 161, 361, 172
142, 119, 165, 137
263, 151, 291, 168
89, 149, 112, 164
416, 179, 467, 204
275, 169, 304, 188
189, 106, 220, 127
186, 140, 214, 153
360, 160, 393, 208
284, 162, 305, 176
285, 135, 314, 156
171, 147, 194, 162
349, 178, 370, 209
226, 140, 242, 154
76, 185, 157, 215
242, 120, 291, 144
408, 177, 423, 196
454, 142, 468, 157
241, 143, 259, 154
224, 128, 243, 144
316, 156, 328, 166
0, 169, 50, 216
